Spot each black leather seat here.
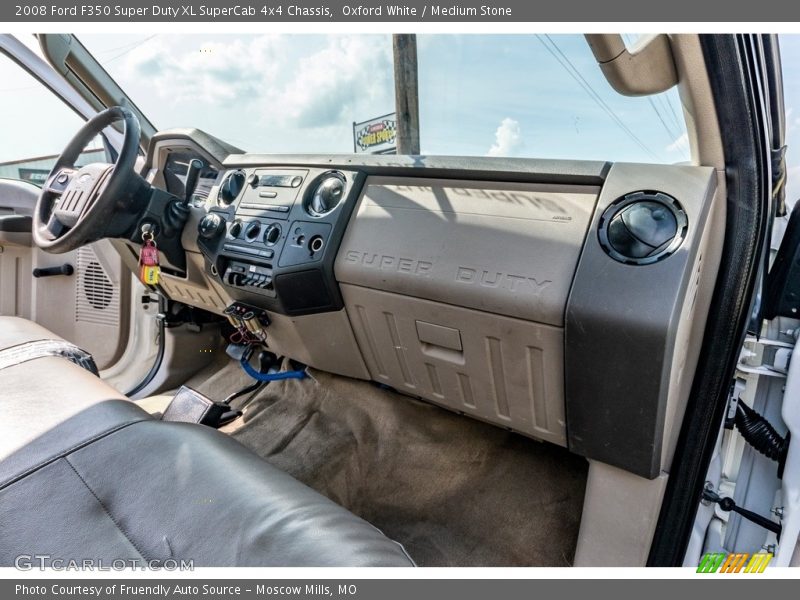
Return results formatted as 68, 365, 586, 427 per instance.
0, 321, 414, 567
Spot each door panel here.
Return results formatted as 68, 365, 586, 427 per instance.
29, 241, 130, 370
0, 178, 35, 319
0, 38, 131, 371
0, 179, 130, 369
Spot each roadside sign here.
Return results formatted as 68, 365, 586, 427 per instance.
353, 113, 397, 154
18, 168, 50, 184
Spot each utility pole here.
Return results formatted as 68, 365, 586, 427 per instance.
392, 34, 420, 155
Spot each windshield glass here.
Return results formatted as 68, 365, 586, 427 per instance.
78, 33, 689, 163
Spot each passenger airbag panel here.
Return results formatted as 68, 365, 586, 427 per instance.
335, 177, 599, 327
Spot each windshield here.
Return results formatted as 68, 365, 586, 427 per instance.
78, 33, 689, 163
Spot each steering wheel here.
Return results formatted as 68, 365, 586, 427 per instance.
33, 106, 141, 253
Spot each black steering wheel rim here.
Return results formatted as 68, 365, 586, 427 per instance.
33, 106, 141, 253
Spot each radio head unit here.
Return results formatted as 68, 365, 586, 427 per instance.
196, 167, 364, 316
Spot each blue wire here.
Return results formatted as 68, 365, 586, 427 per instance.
239, 354, 307, 382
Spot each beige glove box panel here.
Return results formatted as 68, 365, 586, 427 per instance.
335, 177, 598, 443
341, 284, 566, 445
335, 177, 598, 327
335, 177, 599, 446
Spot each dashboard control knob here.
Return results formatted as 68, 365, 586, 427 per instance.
198, 213, 225, 239
307, 172, 346, 216
244, 221, 261, 242
229, 220, 243, 238
247, 173, 260, 188
264, 223, 282, 245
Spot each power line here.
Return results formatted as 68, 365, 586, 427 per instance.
539, 35, 658, 159
659, 93, 686, 147
654, 94, 691, 160
93, 37, 154, 56
103, 35, 158, 65
536, 34, 660, 161
598, 34, 688, 159
647, 78, 691, 160
648, 96, 681, 143
621, 33, 684, 135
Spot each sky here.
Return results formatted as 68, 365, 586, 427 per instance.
3, 33, 691, 164
3, 33, 800, 202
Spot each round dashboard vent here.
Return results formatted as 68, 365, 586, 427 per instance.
306, 172, 346, 217
598, 191, 688, 265
218, 170, 245, 206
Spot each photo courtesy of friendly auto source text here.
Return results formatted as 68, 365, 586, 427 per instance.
0, 0, 799, 594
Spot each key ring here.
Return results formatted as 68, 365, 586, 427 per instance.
140, 222, 156, 243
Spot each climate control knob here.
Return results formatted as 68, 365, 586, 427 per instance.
264, 223, 282, 245
198, 213, 225, 239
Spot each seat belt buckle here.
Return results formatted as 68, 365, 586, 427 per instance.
161, 386, 230, 428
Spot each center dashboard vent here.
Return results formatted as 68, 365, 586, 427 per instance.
305, 172, 346, 217
597, 191, 688, 265
218, 170, 246, 206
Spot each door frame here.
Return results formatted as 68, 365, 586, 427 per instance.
648, 33, 778, 566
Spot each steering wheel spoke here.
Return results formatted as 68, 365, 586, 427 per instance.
44, 212, 68, 240
43, 168, 75, 196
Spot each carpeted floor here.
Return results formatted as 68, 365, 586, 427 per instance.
197, 362, 588, 567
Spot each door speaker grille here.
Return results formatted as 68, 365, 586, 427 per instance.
76, 247, 120, 326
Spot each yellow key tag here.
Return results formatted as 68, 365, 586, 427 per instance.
140, 264, 161, 285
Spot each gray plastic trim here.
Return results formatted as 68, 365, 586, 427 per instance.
145, 129, 243, 169
225, 154, 610, 186
565, 163, 717, 479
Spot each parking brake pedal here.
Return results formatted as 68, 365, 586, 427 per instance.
161, 386, 229, 428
